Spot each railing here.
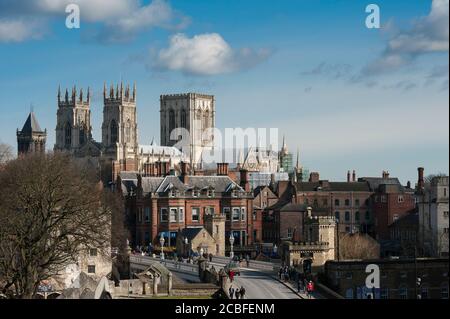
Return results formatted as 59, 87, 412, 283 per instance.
130, 255, 198, 274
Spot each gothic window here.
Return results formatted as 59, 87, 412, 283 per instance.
169, 110, 176, 135
110, 120, 118, 144
181, 110, 187, 128
79, 123, 86, 145
65, 123, 72, 147
125, 119, 131, 144
203, 110, 209, 129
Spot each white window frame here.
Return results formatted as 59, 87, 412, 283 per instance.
178, 208, 184, 222
241, 207, 246, 221
232, 208, 240, 222
160, 208, 168, 222
192, 207, 200, 222
144, 207, 151, 223
223, 207, 231, 221
169, 208, 178, 223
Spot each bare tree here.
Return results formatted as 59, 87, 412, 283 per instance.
0, 143, 13, 164
339, 233, 380, 260
0, 153, 113, 298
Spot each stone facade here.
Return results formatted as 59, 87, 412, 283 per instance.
417, 171, 449, 257
160, 93, 215, 167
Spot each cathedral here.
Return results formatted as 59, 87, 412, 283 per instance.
53, 83, 213, 184
17, 111, 47, 156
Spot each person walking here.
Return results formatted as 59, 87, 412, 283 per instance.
229, 286, 235, 299
240, 286, 246, 299
235, 288, 240, 299
229, 270, 235, 283
306, 281, 315, 299
278, 267, 283, 280
209, 253, 213, 263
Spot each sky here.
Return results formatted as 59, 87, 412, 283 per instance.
0, 0, 448, 184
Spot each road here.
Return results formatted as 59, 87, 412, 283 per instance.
230, 269, 302, 299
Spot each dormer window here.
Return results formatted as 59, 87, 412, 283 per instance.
192, 189, 200, 198
207, 189, 215, 198
232, 190, 238, 198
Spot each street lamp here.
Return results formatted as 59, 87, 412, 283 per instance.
229, 233, 235, 259
273, 244, 278, 255
184, 237, 189, 259
160, 233, 165, 261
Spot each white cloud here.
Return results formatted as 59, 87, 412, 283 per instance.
364, 0, 449, 74
154, 33, 272, 76
0, 18, 45, 42
0, 0, 189, 43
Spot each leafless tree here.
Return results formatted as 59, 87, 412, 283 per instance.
0, 143, 13, 164
0, 153, 113, 298
339, 233, 380, 260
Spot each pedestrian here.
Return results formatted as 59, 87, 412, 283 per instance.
297, 278, 302, 293
229, 286, 235, 299
229, 270, 235, 283
240, 286, 246, 299
278, 267, 283, 280
209, 253, 213, 262
235, 289, 240, 299
307, 281, 314, 299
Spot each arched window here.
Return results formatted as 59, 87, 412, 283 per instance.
355, 211, 360, 221
335, 199, 340, 206
65, 123, 72, 147
203, 110, 209, 129
335, 211, 340, 222
181, 110, 187, 128
110, 120, 118, 144
169, 110, 176, 135
345, 211, 351, 222
125, 119, 131, 144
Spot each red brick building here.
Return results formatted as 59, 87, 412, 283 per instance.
118, 164, 256, 255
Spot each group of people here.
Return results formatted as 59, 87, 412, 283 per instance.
278, 266, 315, 298
229, 286, 246, 299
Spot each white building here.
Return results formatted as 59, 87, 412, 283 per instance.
138, 139, 189, 171
418, 175, 449, 257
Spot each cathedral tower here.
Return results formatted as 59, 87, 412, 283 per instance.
160, 93, 215, 168
101, 82, 138, 181
17, 112, 47, 156
55, 86, 92, 152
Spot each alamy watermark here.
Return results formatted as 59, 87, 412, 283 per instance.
365, 4, 381, 29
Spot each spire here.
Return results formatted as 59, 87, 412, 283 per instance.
79, 88, 83, 102
296, 148, 300, 169
103, 82, 107, 99
87, 87, 90, 103
21, 111, 43, 134
65, 88, 69, 103
281, 135, 288, 154
57, 85, 61, 103
133, 82, 136, 100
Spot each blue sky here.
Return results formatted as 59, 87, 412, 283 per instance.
0, 0, 448, 183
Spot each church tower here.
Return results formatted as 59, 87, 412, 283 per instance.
160, 93, 215, 168
204, 212, 226, 256
101, 82, 138, 182
17, 112, 47, 156
55, 86, 92, 152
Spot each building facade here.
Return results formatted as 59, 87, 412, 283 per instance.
417, 168, 449, 257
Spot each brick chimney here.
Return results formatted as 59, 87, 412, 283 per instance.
180, 161, 189, 184
382, 170, 390, 179
352, 170, 356, 182
347, 170, 351, 183
309, 172, 320, 183
156, 161, 170, 177
217, 163, 229, 176
418, 167, 425, 191
240, 169, 250, 192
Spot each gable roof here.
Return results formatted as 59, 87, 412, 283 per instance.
294, 181, 371, 192
180, 227, 205, 241
358, 177, 404, 192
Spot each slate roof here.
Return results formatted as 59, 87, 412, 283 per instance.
119, 174, 243, 195
280, 203, 308, 212
358, 177, 404, 192
180, 227, 205, 241
294, 181, 371, 192
20, 112, 44, 134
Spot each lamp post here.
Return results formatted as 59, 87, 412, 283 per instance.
229, 233, 235, 259
273, 244, 278, 255
160, 233, 165, 261
184, 237, 189, 259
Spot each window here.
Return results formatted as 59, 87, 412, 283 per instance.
89, 248, 97, 257
393, 214, 399, 222
399, 286, 408, 299
441, 285, 449, 299
178, 208, 184, 222
79, 124, 86, 145
304, 198, 309, 206
380, 288, 389, 299
87, 265, 96, 274
345, 211, 350, 222
144, 207, 150, 223
170, 208, 178, 223
335, 199, 340, 206
381, 195, 387, 203
224, 207, 231, 221
335, 211, 340, 222
355, 199, 360, 207
365, 211, 371, 221
207, 189, 215, 198
287, 228, 293, 238
345, 226, 351, 233
345, 199, 350, 206
192, 208, 200, 222
444, 228, 449, 234
398, 195, 404, 203
241, 207, 246, 221
65, 123, 72, 147
192, 189, 200, 197
205, 207, 215, 216
232, 208, 240, 221
181, 110, 187, 128
160, 208, 168, 222
313, 199, 318, 207
345, 288, 354, 299
110, 120, 118, 144
355, 211, 360, 222
444, 211, 449, 218
125, 120, 131, 143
